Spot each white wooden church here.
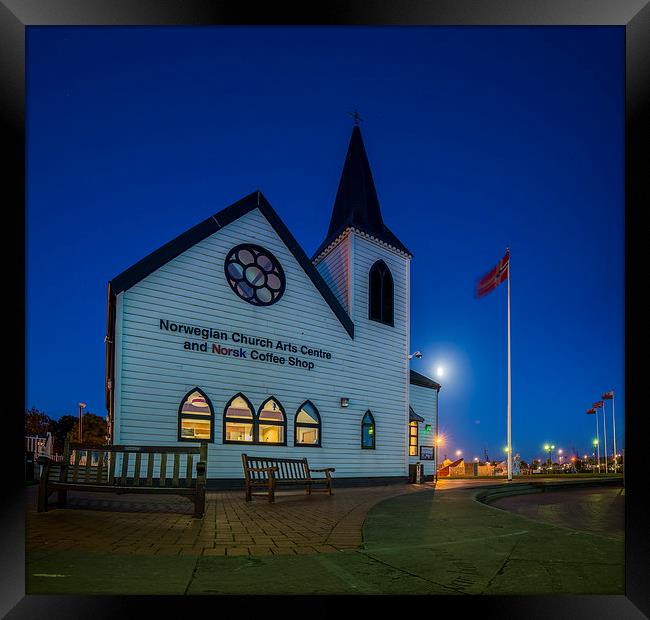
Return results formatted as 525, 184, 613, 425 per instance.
105, 125, 440, 484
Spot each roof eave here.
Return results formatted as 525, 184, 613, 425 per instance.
109, 191, 354, 339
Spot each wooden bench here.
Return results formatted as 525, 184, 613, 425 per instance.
38, 440, 208, 518
241, 454, 335, 503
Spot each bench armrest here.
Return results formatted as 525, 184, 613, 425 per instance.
309, 467, 335, 473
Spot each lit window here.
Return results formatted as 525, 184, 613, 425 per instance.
223, 394, 286, 445
409, 420, 418, 456
361, 411, 376, 449
258, 397, 286, 445
224, 394, 255, 443
178, 388, 213, 442
295, 401, 321, 447
369, 260, 394, 326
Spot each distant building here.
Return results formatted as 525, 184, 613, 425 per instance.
437, 458, 464, 477
477, 462, 493, 476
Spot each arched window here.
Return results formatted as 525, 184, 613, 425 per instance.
295, 401, 321, 447
258, 397, 286, 445
178, 388, 214, 442
223, 393, 255, 443
361, 411, 376, 449
369, 260, 394, 326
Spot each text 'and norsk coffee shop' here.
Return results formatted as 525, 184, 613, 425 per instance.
104, 126, 441, 485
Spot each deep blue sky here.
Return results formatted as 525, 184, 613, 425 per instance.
27, 26, 624, 463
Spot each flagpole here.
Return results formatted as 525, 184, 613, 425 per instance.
507, 249, 512, 481
612, 392, 617, 473
595, 407, 600, 473
601, 402, 608, 473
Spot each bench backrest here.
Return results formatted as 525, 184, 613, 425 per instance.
242, 454, 310, 482
55, 441, 208, 489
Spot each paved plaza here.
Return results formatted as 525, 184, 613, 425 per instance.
25, 477, 625, 595
26, 482, 429, 557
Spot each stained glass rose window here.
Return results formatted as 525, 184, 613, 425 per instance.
224, 244, 285, 306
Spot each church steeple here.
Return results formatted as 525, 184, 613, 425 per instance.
312, 125, 411, 260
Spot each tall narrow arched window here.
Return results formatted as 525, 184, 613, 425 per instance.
178, 388, 214, 442
369, 260, 394, 326
361, 411, 376, 449
258, 397, 286, 445
223, 393, 255, 443
295, 401, 321, 447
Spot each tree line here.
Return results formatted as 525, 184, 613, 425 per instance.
25, 407, 108, 454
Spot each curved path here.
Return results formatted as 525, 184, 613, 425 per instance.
489, 486, 624, 539
359, 483, 624, 595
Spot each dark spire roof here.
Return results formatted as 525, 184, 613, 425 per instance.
312, 126, 411, 260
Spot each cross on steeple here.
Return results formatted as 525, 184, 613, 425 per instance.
348, 108, 364, 126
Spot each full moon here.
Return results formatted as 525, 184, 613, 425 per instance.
436, 366, 444, 377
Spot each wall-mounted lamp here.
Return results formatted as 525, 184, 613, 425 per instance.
408, 351, 422, 360
340, 397, 349, 408
425, 424, 431, 433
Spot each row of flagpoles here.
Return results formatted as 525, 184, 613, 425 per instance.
586, 390, 618, 473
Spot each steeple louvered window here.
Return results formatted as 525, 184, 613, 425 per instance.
369, 260, 394, 326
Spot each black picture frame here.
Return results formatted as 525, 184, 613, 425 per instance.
4, 1, 647, 617
420, 446, 434, 461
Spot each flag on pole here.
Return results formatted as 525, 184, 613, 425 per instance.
475, 249, 510, 298
592, 401, 604, 409
586, 408, 596, 414
602, 391, 614, 400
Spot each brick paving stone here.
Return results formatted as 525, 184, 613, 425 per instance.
25, 482, 428, 558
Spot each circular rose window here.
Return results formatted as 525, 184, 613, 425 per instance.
224, 244, 286, 306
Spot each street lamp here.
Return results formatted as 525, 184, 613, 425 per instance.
593, 439, 599, 472
544, 444, 551, 470
78, 402, 87, 442
408, 351, 422, 360
434, 434, 444, 482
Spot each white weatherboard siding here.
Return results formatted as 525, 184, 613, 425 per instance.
409, 383, 438, 477
116, 208, 409, 479
348, 232, 410, 476
315, 233, 351, 313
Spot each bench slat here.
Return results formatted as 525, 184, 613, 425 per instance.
146, 453, 154, 485
96, 453, 104, 484
84, 449, 93, 483
172, 453, 180, 487
108, 452, 116, 485
72, 450, 81, 483
185, 454, 193, 488
120, 452, 130, 486
159, 453, 167, 487
133, 452, 142, 486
